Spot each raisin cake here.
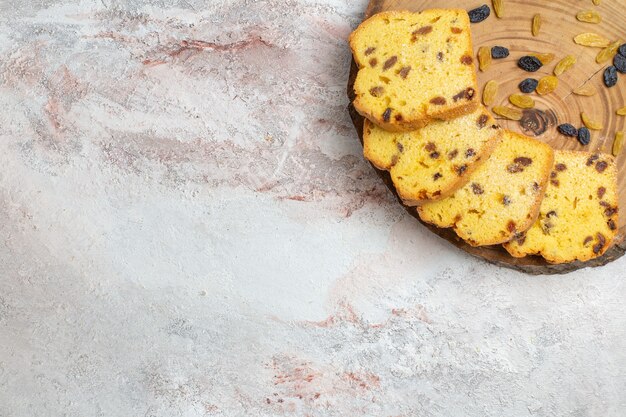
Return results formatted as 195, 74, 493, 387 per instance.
363, 106, 502, 205
417, 130, 554, 246
350, 9, 479, 132
504, 151, 618, 263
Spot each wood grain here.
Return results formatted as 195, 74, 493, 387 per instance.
348, 0, 626, 274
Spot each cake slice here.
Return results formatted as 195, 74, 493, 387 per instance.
504, 151, 618, 263
350, 9, 479, 132
417, 130, 554, 246
364, 106, 502, 205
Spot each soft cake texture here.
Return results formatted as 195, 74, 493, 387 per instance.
504, 151, 618, 263
417, 130, 554, 246
363, 107, 502, 205
350, 9, 478, 131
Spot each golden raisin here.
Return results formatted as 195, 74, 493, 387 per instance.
536, 75, 559, 95
509, 94, 535, 109
616, 106, 626, 115
576, 10, 602, 23
573, 84, 597, 96
592, 0, 601, 5
529, 52, 555, 65
478, 46, 492, 71
613, 132, 624, 156
596, 41, 621, 64
493, 106, 523, 120
581, 112, 603, 130
482, 80, 499, 106
492, 0, 504, 18
554, 55, 577, 76
574, 33, 610, 47
532, 14, 542, 37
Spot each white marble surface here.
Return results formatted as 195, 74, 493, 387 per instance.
0, 1, 625, 416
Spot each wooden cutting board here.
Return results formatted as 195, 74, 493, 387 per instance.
347, 0, 626, 274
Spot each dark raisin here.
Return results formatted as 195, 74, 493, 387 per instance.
608, 219, 617, 230
456, 165, 468, 175
614, 54, 626, 73
369, 58, 378, 67
502, 195, 511, 206
425, 142, 436, 152
461, 55, 474, 65
471, 183, 484, 195
394, 114, 403, 121
369, 86, 384, 97
383, 56, 398, 71
596, 160, 608, 173
491, 46, 509, 59
619, 43, 626, 57
557, 123, 577, 137
430, 96, 447, 105
519, 78, 538, 93
468, 4, 490, 23
514, 157, 532, 166
382, 108, 392, 122
396, 142, 404, 152
430, 151, 440, 159
437, 52, 444, 62
577, 127, 591, 145
586, 154, 599, 166
433, 172, 442, 181
465, 148, 476, 158
477, 114, 489, 128
398, 66, 411, 79
365, 47, 376, 55
518, 56, 542, 72
546, 210, 557, 218
555, 163, 567, 171
604, 66, 618, 88
507, 221, 516, 232
583, 236, 594, 246
598, 187, 606, 199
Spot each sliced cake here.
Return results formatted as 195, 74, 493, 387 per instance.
363, 106, 502, 205
350, 9, 479, 132
417, 130, 554, 246
504, 151, 618, 263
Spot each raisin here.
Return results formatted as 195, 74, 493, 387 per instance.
573, 85, 596, 96
493, 106, 522, 120
514, 157, 532, 166
530, 53, 555, 65
465, 148, 476, 158
456, 165, 468, 175
461, 55, 474, 65
579, 127, 591, 146
554, 55, 577, 76
382, 108, 392, 122
448, 149, 458, 159
597, 186, 606, 199
477, 114, 489, 128
555, 163, 567, 171
597, 41, 620, 64
583, 236, 594, 246
414, 26, 433, 35
398, 66, 411, 79
383, 56, 398, 71
604, 66, 618, 87
576, 10, 601, 23
430, 151, 440, 159
507, 163, 524, 173
430, 96, 447, 105
531, 14, 542, 37
482, 80, 499, 105
425, 142, 436, 152
613, 131, 624, 156
437, 52, 444, 61
394, 114, 403, 121
581, 112, 603, 130
518, 56, 542, 72
433, 172, 442, 181
596, 160, 608, 173
509, 94, 535, 109
574, 33, 610, 47
364, 47, 376, 55
519, 78, 538, 93
586, 154, 599, 166
507, 221, 516, 232
477, 47, 491, 70
557, 123, 577, 137
468, 4, 490, 23
369, 86, 384, 97
608, 219, 617, 230
619, 43, 626, 57
536, 76, 558, 95
471, 183, 484, 195
546, 210, 557, 218
614, 54, 626, 73
491, 0, 503, 17
502, 195, 511, 206
491, 46, 509, 59
369, 58, 377, 67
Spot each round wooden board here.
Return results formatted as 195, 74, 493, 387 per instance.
347, 0, 626, 274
